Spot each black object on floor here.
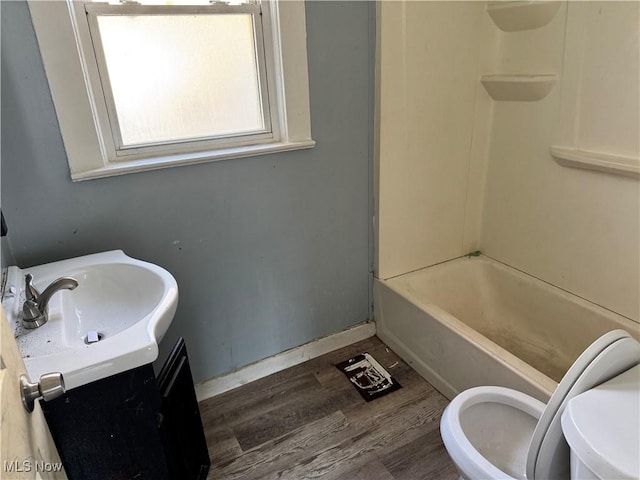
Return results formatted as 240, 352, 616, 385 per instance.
336, 353, 401, 401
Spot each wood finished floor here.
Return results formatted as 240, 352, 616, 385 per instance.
199, 336, 458, 480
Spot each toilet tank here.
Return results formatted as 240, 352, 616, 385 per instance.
562, 365, 640, 480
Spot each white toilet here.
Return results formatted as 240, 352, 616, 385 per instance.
440, 329, 640, 480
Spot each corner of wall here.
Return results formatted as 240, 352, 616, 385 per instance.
376, 2, 486, 279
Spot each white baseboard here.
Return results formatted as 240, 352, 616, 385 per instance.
195, 321, 377, 402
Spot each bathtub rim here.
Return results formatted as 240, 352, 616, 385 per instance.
376, 255, 639, 401
384, 255, 639, 328
375, 278, 557, 401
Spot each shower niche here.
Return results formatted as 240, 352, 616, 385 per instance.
481, 1, 561, 102
486, 1, 561, 33
480, 74, 557, 102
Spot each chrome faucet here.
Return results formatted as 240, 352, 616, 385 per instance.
22, 274, 78, 329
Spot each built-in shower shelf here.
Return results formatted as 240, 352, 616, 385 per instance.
550, 146, 640, 179
487, 1, 562, 32
480, 74, 557, 101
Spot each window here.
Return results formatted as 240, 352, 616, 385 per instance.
28, 0, 314, 181
88, 4, 271, 150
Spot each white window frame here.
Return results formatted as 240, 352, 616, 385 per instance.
28, 0, 315, 181
85, 3, 275, 156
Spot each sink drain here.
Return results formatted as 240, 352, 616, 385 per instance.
84, 332, 104, 344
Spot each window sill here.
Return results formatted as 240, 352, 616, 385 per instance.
30, 0, 313, 182
70, 139, 316, 181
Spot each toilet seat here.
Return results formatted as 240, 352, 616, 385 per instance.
441, 329, 640, 480
526, 330, 640, 480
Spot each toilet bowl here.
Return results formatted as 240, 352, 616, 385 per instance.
440, 329, 640, 480
441, 386, 545, 479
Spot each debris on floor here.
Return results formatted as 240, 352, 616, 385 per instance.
336, 353, 401, 401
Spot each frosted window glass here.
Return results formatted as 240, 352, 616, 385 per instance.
96, 14, 264, 147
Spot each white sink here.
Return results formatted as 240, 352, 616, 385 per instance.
2, 250, 178, 390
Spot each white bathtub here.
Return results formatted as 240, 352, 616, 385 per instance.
375, 256, 640, 402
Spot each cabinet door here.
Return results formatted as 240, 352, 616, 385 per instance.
157, 338, 210, 480
41, 364, 169, 480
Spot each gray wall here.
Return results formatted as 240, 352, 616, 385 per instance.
1, 1, 374, 383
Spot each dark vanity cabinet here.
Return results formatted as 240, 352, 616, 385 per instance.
41, 338, 210, 480
157, 338, 211, 480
